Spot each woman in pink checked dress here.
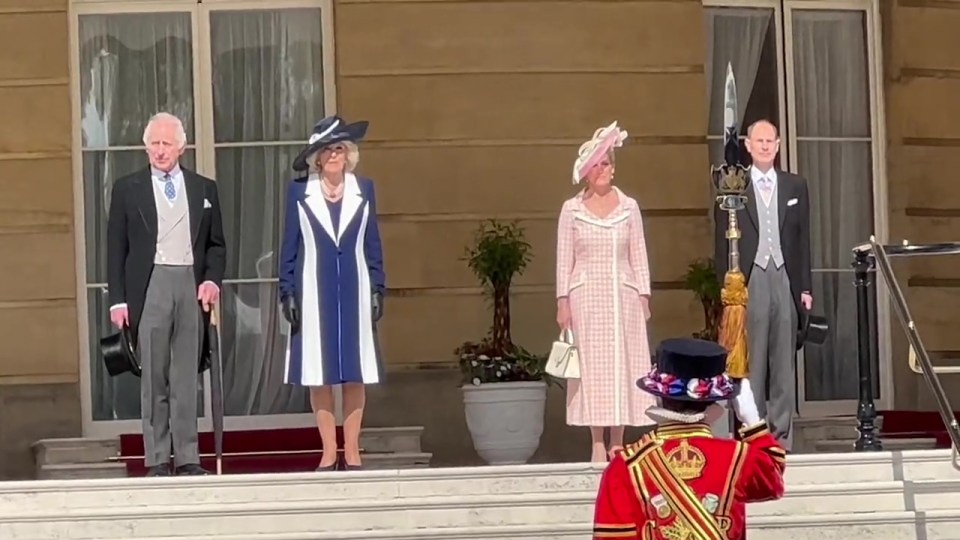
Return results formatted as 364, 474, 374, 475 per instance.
555, 121, 656, 463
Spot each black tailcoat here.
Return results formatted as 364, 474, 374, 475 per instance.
106, 167, 227, 371
713, 169, 813, 327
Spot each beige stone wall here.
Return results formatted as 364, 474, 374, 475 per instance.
883, 0, 960, 410
0, 0, 81, 478
14, 0, 960, 480
334, 0, 712, 368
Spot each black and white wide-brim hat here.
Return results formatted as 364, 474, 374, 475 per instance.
291, 115, 369, 172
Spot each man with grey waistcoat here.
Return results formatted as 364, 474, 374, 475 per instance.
714, 119, 813, 451
107, 112, 226, 476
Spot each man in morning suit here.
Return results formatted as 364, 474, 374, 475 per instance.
713, 119, 813, 451
107, 112, 226, 476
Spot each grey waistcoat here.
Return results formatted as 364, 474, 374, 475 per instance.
753, 182, 784, 269
152, 177, 194, 267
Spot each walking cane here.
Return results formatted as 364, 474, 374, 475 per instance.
210, 300, 226, 475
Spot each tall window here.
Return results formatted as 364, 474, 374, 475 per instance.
704, 0, 885, 411
75, 0, 334, 429
788, 7, 880, 405
704, 6, 782, 167
79, 11, 198, 423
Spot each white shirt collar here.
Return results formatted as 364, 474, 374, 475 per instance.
751, 166, 777, 184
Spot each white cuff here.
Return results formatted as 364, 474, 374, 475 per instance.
109, 303, 127, 312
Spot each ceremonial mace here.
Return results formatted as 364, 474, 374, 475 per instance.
711, 63, 751, 381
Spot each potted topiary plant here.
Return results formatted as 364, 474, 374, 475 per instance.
683, 257, 723, 341
455, 219, 549, 465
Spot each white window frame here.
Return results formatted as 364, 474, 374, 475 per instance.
703, 0, 893, 417
69, 0, 338, 438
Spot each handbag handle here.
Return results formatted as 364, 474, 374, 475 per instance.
559, 328, 575, 344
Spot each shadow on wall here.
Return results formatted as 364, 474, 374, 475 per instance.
365, 369, 655, 466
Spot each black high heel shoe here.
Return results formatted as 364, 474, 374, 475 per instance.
316, 453, 339, 472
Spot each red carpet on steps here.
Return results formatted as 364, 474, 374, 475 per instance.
879, 410, 960, 448
119, 427, 343, 476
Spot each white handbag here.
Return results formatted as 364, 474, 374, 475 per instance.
546, 329, 581, 379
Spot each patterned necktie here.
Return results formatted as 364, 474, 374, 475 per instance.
760, 176, 771, 191
163, 174, 176, 201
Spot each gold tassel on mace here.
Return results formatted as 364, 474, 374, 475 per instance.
718, 271, 749, 378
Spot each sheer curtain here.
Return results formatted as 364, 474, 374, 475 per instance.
791, 11, 876, 401
79, 13, 195, 421
80, 8, 329, 421
209, 8, 325, 416
704, 8, 772, 136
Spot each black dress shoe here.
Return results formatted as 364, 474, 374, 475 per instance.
175, 464, 210, 476
146, 465, 172, 477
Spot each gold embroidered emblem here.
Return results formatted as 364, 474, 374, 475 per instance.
716, 515, 732, 532
659, 520, 694, 540
664, 439, 706, 480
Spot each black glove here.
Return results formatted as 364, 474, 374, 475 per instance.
372, 290, 384, 322
281, 296, 300, 334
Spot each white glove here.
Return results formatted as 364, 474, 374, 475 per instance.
731, 379, 761, 426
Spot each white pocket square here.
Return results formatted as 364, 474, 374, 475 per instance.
203, 198, 212, 209
787, 198, 798, 206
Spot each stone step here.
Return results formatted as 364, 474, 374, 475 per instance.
3, 492, 960, 540
3, 450, 956, 513
31, 437, 119, 466
101, 510, 960, 540
36, 462, 128, 481
360, 426, 425, 454
351, 451, 432, 469
814, 437, 940, 453
34, 451, 431, 481
5, 480, 960, 522
796, 415, 883, 443
32, 427, 425, 467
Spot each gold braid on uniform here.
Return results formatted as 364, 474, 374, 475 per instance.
739, 421, 786, 466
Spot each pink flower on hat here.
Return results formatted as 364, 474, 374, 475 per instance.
572, 121, 628, 184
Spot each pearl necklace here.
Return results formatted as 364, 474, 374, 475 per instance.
321, 178, 344, 202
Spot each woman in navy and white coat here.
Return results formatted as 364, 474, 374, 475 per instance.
279, 115, 386, 471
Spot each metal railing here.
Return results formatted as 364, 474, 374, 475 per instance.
853, 237, 960, 471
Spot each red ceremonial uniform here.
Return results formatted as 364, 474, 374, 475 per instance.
592, 420, 786, 540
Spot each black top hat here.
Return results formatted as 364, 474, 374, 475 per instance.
99, 327, 142, 378
797, 312, 829, 350
291, 115, 369, 172
637, 338, 739, 402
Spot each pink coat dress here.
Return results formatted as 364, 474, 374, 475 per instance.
556, 188, 656, 427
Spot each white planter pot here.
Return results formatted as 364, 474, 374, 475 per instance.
461, 380, 547, 465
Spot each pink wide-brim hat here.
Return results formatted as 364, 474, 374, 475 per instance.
572, 121, 628, 184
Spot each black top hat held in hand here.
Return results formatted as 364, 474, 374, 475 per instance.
638, 338, 740, 402
291, 115, 369, 172
99, 327, 142, 378
797, 312, 829, 350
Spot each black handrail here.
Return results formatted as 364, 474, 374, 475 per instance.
853, 238, 960, 470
